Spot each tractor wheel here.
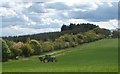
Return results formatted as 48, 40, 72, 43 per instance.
44, 59, 48, 63
53, 60, 56, 62
54, 59, 57, 62
52, 59, 57, 62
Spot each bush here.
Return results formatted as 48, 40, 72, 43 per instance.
54, 37, 67, 49
10, 47, 22, 59
69, 41, 77, 47
94, 28, 110, 37
83, 30, 97, 42
71, 35, 79, 46
112, 31, 120, 38
9, 42, 24, 59
41, 41, 54, 52
5, 40, 15, 47
1, 39, 11, 62
21, 44, 34, 57
29, 40, 42, 55
63, 34, 73, 42
54, 41, 62, 50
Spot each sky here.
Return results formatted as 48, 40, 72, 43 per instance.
0, 0, 119, 36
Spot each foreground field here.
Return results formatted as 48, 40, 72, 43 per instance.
2, 39, 118, 72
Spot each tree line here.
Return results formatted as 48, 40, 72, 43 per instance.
3, 23, 99, 42
1, 23, 120, 62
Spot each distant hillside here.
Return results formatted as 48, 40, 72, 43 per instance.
3, 32, 61, 42
2, 23, 100, 42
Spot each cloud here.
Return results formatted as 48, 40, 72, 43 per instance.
45, 2, 98, 11
0, 0, 119, 36
44, 2, 118, 22
73, 3, 98, 11
21, 14, 37, 25
46, 2, 72, 10
0, 7, 17, 17
16, 0, 53, 3
90, 19, 118, 29
68, 2, 118, 22
52, 0, 119, 4
1, 16, 23, 28
27, 3, 46, 13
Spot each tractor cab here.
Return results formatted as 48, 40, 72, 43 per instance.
45, 55, 51, 59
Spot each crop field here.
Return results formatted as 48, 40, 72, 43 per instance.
2, 39, 118, 72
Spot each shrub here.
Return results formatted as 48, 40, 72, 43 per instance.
71, 35, 79, 45
112, 30, 120, 38
94, 28, 110, 37
5, 40, 15, 47
69, 41, 77, 47
10, 47, 22, 59
29, 40, 42, 55
1, 39, 11, 62
9, 42, 24, 59
21, 44, 34, 57
54, 37, 67, 49
83, 30, 97, 42
41, 41, 54, 52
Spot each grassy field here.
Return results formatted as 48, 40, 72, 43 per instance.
2, 38, 118, 72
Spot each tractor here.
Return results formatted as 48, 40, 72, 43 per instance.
38, 55, 57, 63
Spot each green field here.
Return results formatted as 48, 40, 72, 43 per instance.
2, 39, 118, 72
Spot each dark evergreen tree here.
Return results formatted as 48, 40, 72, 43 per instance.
61, 24, 69, 31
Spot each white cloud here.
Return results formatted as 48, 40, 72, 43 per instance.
62, 12, 69, 17
41, 18, 63, 25
51, 0, 119, 6
27, 3, 46, 13
22, 15, 29, 22
66, 19, 87, 24
0, 7, 17, 17
90, 19, 118, 29
72, 3, 98, 12
21, 14, 37, 25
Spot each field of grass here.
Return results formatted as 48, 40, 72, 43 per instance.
2, 38, 118, 72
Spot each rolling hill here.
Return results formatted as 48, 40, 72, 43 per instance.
2, 38, 118, 72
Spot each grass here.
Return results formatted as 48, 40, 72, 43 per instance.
2, 38, 118, 72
